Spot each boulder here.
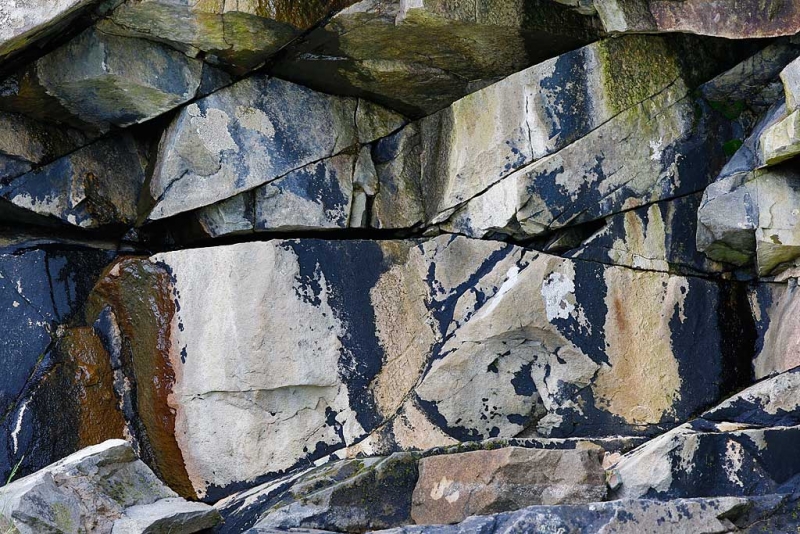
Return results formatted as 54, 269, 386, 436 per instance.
99, 0, 356, 75
270, 0, 604, 117
781, 56, 800, 113
749, 281, 800, 379
0, 240, 119, 482
85, 236, 752, 501
761, 109, 800, 166
0, 110, 91, 182
146, 75, 404, 221
0, 133, 148, 230
410, 446, 606, 525
372, 34, 747, 234
609, 368, 800, 499
0, 439, 219, 534
374, 495, 796, 534
594, 0, 800, 38
0, 27, 203, 132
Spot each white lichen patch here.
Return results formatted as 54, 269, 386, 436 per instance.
723, 439, 745, 487
236, 106, 275, 138
541, 270, 576, 321
187, 104, 238, 155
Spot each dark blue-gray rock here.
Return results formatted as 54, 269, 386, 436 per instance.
609, 368, 800, 500
372, 495, 796, 534
0, 439, 220, 534
270, 0, 605, 118
147, 75, 404, 221
0, 133, 148, 229
85, 235, 753, 501
0, 110, 91, 183
0, 27, 203, 132
0, 239, 118, 484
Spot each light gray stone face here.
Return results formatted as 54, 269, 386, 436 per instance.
749, 282, 800, 379
0, 27, 203, 132
761, 110, 800, 166
147, 75, 402, 221
782, 56, 800, 113
0, 440, 219, 534
87, 235, 750, 501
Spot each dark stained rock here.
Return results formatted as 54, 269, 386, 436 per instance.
270, 0, 605, 118
0, 27, 203, 132
748, 280, 800, 380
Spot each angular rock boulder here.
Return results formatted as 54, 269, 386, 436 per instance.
749, 281, 800, 379
86, 236, 752, 501
411, 446, 606, 525
0, 27, 203, 131
100, 0, 356, 75
0, 133, 148, 229
609, 368, 800, 500
595, 0, 800, 38
271, 0, 604, 117
147, 75, 404, 221
761, 109, 800, 166
0, 439, 219, 534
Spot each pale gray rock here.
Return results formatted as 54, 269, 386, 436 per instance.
86, 236, 751, 500
147, 75, 402, 221
411, 447, 606, 525
111, 498, 220, 534
0, 439, 217, 534
782, 56, 800, 113
196, 191, 255, 238
761, 109, 800, 166
749, 281, 800, 379
595, 0, 800, 38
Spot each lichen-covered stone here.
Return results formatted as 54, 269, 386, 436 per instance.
595, 0, 800, 39
147, 74, 403, 221
270, 0, 604, 117
85, 236, 751, 501
0, 27, 203, 132
761, 109, 800, 166
781, 56, 800, 113
100, 0, 356, 74
0, 439, 219, 534
0, 133, 148, 229
748, 281, 800, 379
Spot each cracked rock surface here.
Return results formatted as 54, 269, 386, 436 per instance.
1, 1, 800, 533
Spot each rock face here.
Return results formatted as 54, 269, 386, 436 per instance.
411, 447, 606, 525
594, 0, 800, 38
0, 439, 219, 534
0, 27, 204, 132
100, 0, 355, 75
271, 0, 605, 117
85, 236, 751, 501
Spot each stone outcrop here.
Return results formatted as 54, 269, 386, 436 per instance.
0, 439, 219, 533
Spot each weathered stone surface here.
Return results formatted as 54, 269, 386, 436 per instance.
0, 241, 118, 482
749, 281, 800, 379
271, 0, 604, 117
595, 0, 800, 38
609, 368, 800, 500
85, 236, 751, 501
100, 0, 355, 74
0, 439, 219, 534
147, 74, 404, 221
411, 447, 605, 525
111, 497, 221, 534
0, 110, 90, 182
761, 109, 800, 166
0, 27, 203, 131
372, 34, 746, 235
374, 495, 793, 534
781, 56, 800, 113
0, 0, 115, 70
565, 192, 726, 275
0, 133, 148, 229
